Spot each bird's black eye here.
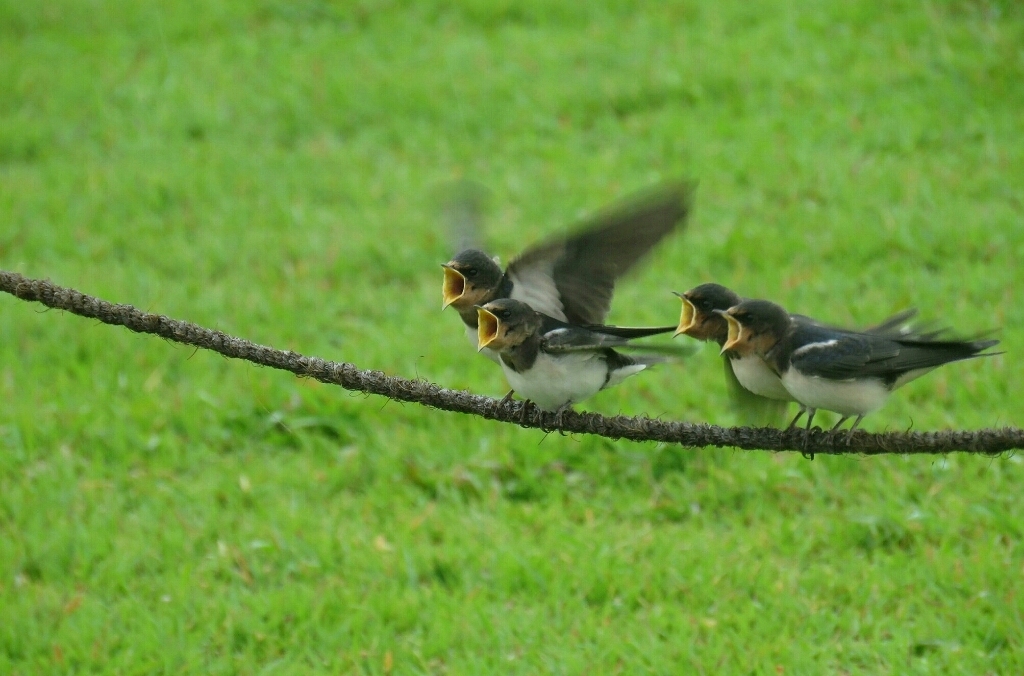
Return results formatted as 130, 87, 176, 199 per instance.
500, 310, 511, 319
465, 268, 478, 277
700, 299, 713, 311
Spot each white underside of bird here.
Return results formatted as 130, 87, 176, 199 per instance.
730, 355, 792, 401
500, 351, 647, 411
781, 369, 889, 417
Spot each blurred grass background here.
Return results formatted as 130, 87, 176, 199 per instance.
1, 0, 1022, 673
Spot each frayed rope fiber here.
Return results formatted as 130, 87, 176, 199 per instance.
2, 270, 1021, 456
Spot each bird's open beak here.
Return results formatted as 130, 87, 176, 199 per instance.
716, 310, 744, 355
442, 264, 466, 309
476, 307, 501, 352
673, 295, 697, 338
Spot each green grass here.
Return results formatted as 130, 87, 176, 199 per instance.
2, 0, 1023, 673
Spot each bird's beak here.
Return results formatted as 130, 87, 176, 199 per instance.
476, 306, 501, 352
715, 310, 744, 355
673, 295, 697, 338
442, 264, 466, 310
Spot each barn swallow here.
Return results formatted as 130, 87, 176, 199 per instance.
475, 298, 673, 422
673, 283, 919, 427
717, 299, 1000, 444
443, 180, 695, 362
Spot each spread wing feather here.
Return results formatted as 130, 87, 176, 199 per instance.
507, 181, 695, 325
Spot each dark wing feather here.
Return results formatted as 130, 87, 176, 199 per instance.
863, 308, 918, 336
540, 325, 633, 353
789, 322, 998, 381
438, 179, 490, 254
508, 181, 695, 325
580, 324, 676, 339
791, 308, 919, 337
788, 332, 890, 380
876, 338, 1000, 377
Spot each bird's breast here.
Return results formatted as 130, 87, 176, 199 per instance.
501, 351, 607, 411
782, 369, 888, 416
730, 355, 791, 401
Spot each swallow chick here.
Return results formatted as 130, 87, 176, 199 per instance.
718, 299, 1000, 443
673, 283, 918, 427
443, 180, 695, 361
674, 284, 793, 423
475, 298, 671, 423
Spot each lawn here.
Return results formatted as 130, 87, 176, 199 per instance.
1, 0, 1023, 673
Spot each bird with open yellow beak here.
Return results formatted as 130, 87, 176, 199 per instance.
443, 181, 695, 362
673, 283, 922, 428
475, 298, 672, 421
716, 299, 1000, 445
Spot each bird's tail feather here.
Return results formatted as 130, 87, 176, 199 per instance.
583, 324, 677, 339
617, 341, 701, 359
888, 337, 1001, 379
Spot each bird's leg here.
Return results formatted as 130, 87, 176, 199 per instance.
786, 406, 807, 431
493, 389, 515, 415
518, 399, 534, 426
844, 415, 865, 445
552, 401, 573, 432
830, 416, 850, 433
801, 408, 818, 460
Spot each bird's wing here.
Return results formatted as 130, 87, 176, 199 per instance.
507, 258, 566, 320
881, 338, 1000, 374
787, 326, 998, 381
791, 308, 919, 337
863, 308, 918, 336
786, 327, 896, 380
438, 179, 490, 254
541, 325, 699, 360
539, 326, 633, 353
507, 181, 695, 325
580, 324, 676, 339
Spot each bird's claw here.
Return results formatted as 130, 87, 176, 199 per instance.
801, 427, 816, 460
552, 404, 572, 434
518, 400, 533, 427
493, 389, 515, 415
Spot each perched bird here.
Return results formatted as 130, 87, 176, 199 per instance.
673, 283, 918, 427
717, 299, 1000, 442
475, 298, 671, 420
443, 181, 695, 362
674, 284, 791, 423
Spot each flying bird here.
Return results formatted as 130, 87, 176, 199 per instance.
443, 181, 696, 362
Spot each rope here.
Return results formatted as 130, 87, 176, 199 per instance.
2, 270, 1020, 456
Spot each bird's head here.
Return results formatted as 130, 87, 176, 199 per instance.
673, 283, 743, 344
475, 298, 541, 352
442, 249, 504, 311
716, 299, 791, 357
